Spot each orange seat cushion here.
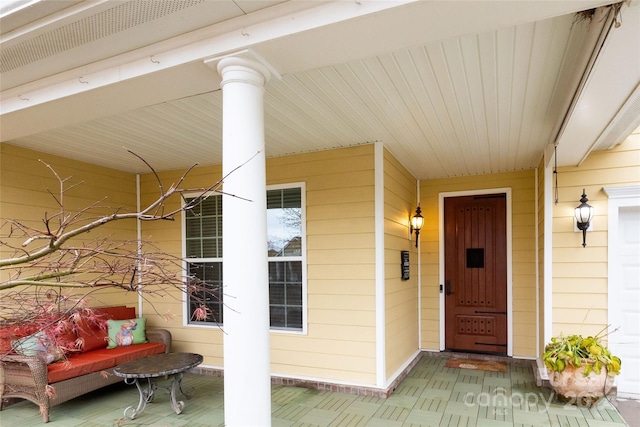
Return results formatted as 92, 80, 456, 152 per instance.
47, 342, 166, 383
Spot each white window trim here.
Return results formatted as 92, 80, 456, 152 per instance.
181, 184, 308, 335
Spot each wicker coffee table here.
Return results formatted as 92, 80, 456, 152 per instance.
114, 352, 203, 419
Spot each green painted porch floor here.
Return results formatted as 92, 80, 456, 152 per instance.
0, 356, 629, 427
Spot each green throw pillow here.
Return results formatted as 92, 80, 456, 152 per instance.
107, 318, 147, 349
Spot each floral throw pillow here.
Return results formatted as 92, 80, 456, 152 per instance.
107, 318, 147, 349
12, 331, 64, 364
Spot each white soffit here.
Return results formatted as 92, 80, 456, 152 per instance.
556, 1, 640, 166
0, 0, 288, 91
0, 1, 84, 34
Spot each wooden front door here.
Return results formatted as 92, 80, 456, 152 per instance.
444, 194, 507, 354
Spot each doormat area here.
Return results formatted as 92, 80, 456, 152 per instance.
445, 358, 507, 373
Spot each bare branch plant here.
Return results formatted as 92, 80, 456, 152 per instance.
0, 153, 228, 357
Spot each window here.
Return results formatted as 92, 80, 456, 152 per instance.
267, 187, 303, 330
185, 185, 304, 331
184, 195, 223, 324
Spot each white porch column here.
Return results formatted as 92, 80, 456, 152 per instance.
208, 53, 272, 427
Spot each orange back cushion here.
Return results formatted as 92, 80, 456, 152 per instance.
76, 306, 137, 352
0, 324, 39, 354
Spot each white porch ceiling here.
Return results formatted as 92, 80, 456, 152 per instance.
1, 1, 638, 179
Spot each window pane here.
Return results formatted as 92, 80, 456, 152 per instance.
267, 188, 301, 257
266, 190, 282, 209
187, 262, 223, 324
185, 218, 200, 238
185, 196, 222, 259
202, 263, 222, 281
269, 262, 284, 282
285, 261, 302, 282
270, 306, 286, 328
201, 197, 221, 216
185, 239, 201, 258
201, 217, 217, 236
270, 283, 285, 305
287, 307, 302, 327
287, 283, 302, 305
268, 260, 302, 330
281, 188, 301, 208
202, 238, 218, 258
186, 203, 201, 217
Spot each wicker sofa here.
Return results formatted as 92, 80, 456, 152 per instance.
0, 306, 172, 423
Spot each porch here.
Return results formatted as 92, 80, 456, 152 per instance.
0, 354, 630, 427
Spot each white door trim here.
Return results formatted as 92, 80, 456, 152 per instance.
604, 184, 640, 399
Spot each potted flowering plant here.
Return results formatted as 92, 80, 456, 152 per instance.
542, 330, 621, 406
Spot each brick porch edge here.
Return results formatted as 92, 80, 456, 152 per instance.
190, 351, 424, 399
189, 351, 540, 400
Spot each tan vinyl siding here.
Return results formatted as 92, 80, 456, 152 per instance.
419, 170, 537, 357
0, 144, 138, 307
552, 136, 640, 339
383, 149, 419, 380
272, 145, 377, 384
140, 145, 378, 385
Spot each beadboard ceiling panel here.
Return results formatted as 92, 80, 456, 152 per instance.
2, 1, 637, 179
0, 12, 592, 177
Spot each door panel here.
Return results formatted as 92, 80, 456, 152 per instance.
609, 206, 640, 398
444, 194, 507, 354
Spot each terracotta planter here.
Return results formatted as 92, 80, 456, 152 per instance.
548, 361, 614, 407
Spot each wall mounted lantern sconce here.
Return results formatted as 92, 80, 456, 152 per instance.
410, 204, 424, 248
574, 189, 594, 247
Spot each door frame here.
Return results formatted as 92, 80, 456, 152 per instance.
438, 188, 513, 356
